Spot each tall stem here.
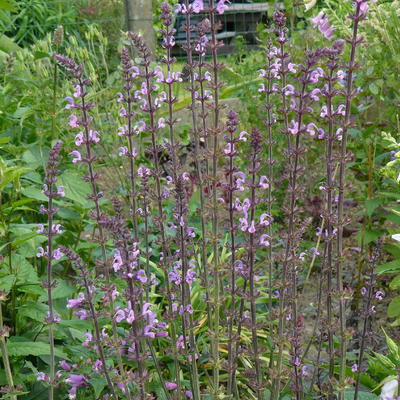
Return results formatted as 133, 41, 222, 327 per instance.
208, 2, 222, 396
0, 300, 17, 400
336, 6, 362, 398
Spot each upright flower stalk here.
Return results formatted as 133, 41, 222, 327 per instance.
56, 54, 124, 398
320, 40, 345, 390
181, 0, 213, 332
60, 247, 118, 399
335, 2, 366, 397
207, 1, 225, 395
38, 140, 64, 400
128, 31, 184, 397
224, 111, 244, 396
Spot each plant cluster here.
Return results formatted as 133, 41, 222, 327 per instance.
0, 0, 399, 400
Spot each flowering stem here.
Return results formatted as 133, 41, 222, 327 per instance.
208, 2, 222, 396
77, 81, 126, 399
46, 175, 55, 400
129, 32, 182, 397
336, 5, 362, 398
183, 0, 213, 335
248, 129, 263, 400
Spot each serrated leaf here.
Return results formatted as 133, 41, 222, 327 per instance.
6, 337, 67, 359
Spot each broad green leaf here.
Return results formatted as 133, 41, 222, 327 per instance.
90, 375, 107, 398
57, 171, 91, 206
17, 301, 47, 322
387, 295, 400, 318
365, 199, 381, 217
39, 280, 74, 302
0, 0, 16, 12
390, 275, 400, 289
344, 391, 377, 400
376, 260, 400, 274
22, 145, 50, 170
6, 337, 67, 359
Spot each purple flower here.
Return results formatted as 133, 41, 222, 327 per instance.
67, 292, 85, 309
53, 247, 64, 259
185, 390, 194, 399
59, 360, 71, 371
74, 309, 89, 320
64, 96, 75, 109
375, 290, 384, 300
37, 372, 49, 382
260, 213, 271, 226
136, 269, 147, 284
216, 0, 230, 14
165, 382, 178, 390
259, 234, 270, 246
192, 0, 204, 13
69, 115, 79, 128
119, 146, 128, 157
288, 120, 300, 135
311, 11, 334, 39
361, 287, 367, 296
70, 150, 82, 163
36, 247, 46, 258
56, 186, 65, 197
259, 176, 269, 189
351, 363, 358, 372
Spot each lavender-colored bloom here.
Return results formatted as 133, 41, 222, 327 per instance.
216, 0, 230, 14
165, 382, 178, 390
64, 96, 75, 109
312, 11, 334, 39
259, 234, 270, 246
70, 150, 82, 164
60, 360, 71, 371
74, 309, 89, 320
37, 372, 49, 382
67, 292, 85, 309
259, 176, 269, 189
136, 269, 147, 283
69, 115, 79, 128
351, 363, 358, 372
375, 290, 384, 300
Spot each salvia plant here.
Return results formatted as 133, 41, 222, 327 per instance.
1, 0, 393, 399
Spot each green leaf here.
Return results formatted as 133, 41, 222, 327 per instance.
358, 230, 381, 246
389, 275, 400, 289
57, 171, 91, 206
17, 301, 47, 322
382, 328, 399, 361
22, 146, 50, 170
0, 0, 17, 12
365, 199, 381, 217
6, 337, 67, 359
89, 375, 107, 398
387, 295, 400, 318
344, 391, 377, 400
376, 260, 400, 274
